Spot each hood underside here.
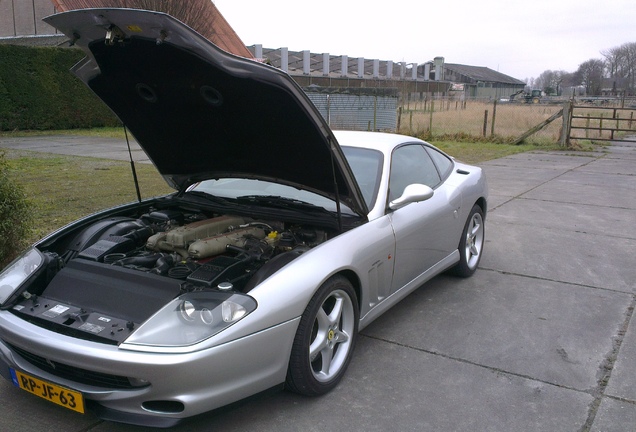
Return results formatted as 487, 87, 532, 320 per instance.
44, 8, 367, 216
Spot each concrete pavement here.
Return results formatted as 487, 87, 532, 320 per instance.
0, 135, 149, 163
0, 135, 635, 431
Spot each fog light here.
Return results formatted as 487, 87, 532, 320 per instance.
128, 377, 150, 387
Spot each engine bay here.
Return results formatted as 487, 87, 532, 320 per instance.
70, 209, 329, 289
10, 206, 334, 344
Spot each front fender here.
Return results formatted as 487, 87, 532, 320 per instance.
208, 216, 395, 346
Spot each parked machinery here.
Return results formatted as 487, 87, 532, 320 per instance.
509, 89, 542, 104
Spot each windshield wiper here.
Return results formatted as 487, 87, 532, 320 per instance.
182, 190, 235, 206
235, 195, 323, 212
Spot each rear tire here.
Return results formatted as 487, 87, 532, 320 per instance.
286, 275, 358, 396
450, 204, 485, 278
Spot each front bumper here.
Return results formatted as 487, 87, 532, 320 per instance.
0, 310, 299, 426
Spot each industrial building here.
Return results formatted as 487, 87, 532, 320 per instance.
1, 0, 526, 100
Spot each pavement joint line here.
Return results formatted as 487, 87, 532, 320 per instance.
602, 393, 636, 406
488, 170, 590, 213
513, 195, 636, 212
489, 196, 516, 212
482, 157, 599, 169
358, 332, 589, 395
479, 267, 636, 296
580, 294, 636, 431
76, 420, 104, 432
576, 169, 636, 178
488, 151, 607, 212
570, 228, 636, 241
487, 218, 636, 242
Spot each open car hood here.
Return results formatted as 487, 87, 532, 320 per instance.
45, 8, 368, 217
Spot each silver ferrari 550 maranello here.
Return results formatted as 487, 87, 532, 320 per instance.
0, 8, 487, 428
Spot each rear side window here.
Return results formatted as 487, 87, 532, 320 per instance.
425, 146, 453, 180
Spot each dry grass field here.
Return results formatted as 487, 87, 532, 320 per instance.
397, 99, 636, 145
398, 100, 566, 144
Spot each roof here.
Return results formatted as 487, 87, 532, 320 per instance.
48, 0, 253, 58
251, 47, 526, 84
249, 46, 421, 79
334, 130, 421, 152
442, 63, 525, 85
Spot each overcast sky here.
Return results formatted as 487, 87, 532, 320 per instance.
212, 0, 635, 81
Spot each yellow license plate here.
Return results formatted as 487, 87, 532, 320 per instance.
10, 368, 85, 414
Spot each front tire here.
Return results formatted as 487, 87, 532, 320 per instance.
286, 275, 359, 396
450, 204, 485, 278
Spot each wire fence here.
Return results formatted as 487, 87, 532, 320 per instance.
316, 94, 636, 145
396, 99, 567, 144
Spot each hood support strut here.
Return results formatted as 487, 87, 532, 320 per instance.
329, 138, 343, 232
124, 125, 142, 203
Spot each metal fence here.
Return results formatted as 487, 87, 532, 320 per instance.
304, 88, 398, 132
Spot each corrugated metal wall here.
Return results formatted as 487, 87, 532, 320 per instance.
305, 90, 398, 132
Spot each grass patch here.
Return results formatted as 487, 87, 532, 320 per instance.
4, 149, 172, 243
2, 129, 567, 245
432, 140, 560, 164
0, 127, 126, 139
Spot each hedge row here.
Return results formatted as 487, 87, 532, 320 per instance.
0, 151, 32, 267
0, 45, 119, 131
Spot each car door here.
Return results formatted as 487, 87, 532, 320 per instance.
387, 144, 462, 293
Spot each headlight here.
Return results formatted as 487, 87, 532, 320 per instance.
0, 249, 44, 305
124, 292, 257, 347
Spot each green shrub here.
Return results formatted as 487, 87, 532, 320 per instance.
0, 151, 33, 268
0, 45, 119, 131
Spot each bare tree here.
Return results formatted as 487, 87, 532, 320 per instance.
535, 70, 570, 96
602, 42, 636, 95
574, 59, 605, 95
602, 46, 623, 78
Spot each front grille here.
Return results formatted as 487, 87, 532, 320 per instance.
9, 344, 140, 389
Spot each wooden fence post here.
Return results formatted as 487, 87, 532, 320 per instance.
483, 110, 488, 137
516, 107, 564, 145
559, 101, 572, 147
491, 100, 498, 136
373, 96, 377, 131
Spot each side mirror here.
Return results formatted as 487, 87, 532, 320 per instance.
389, 184, 434, 211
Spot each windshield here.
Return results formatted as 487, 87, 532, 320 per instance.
187, 178, 355, 214
341, 146, 383, 208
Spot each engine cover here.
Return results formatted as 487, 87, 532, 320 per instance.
12, 259, 184, 344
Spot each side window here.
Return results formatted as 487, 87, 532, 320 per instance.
426, 146, 453, 181
341, 147, 384, 209
389, 144, 441, 201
